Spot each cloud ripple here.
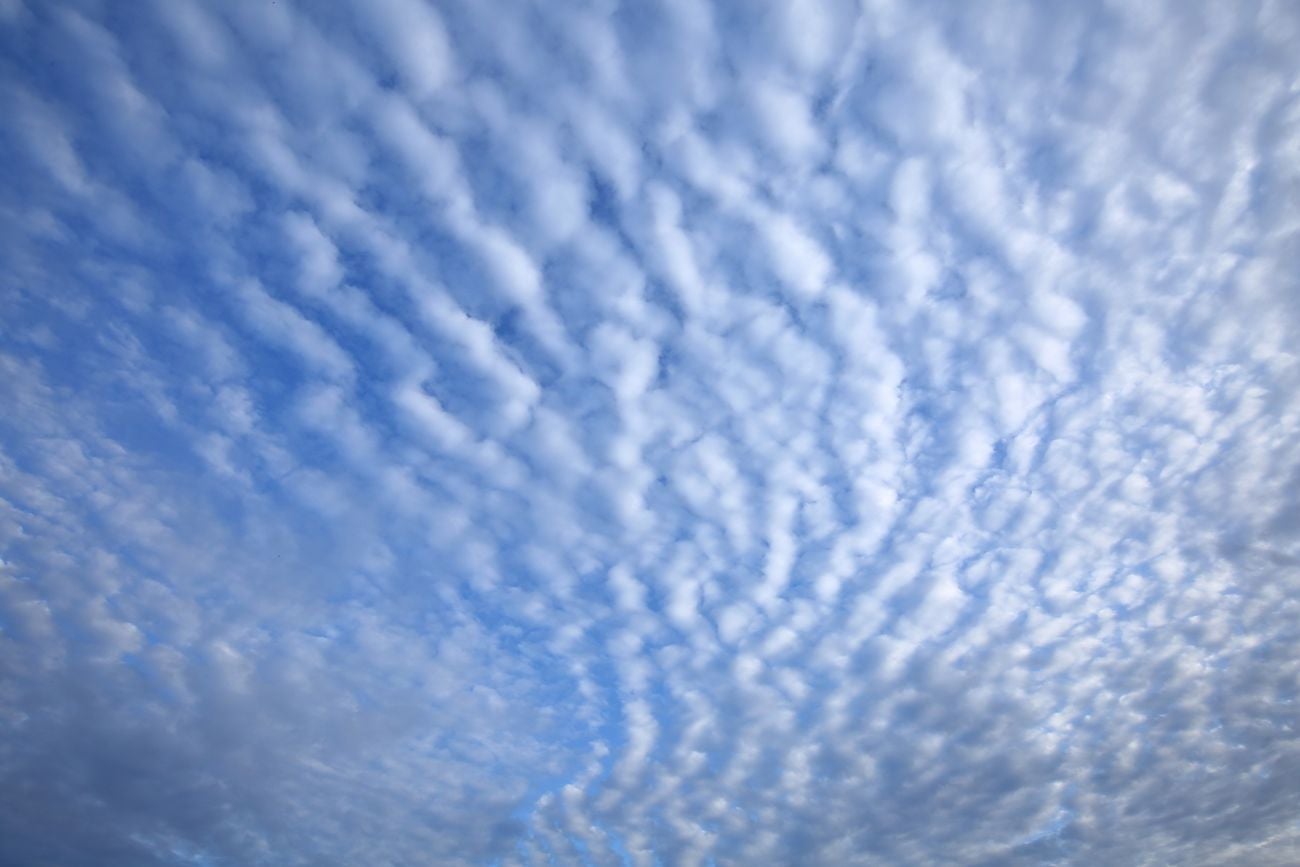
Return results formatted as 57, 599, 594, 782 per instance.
1, 0, 1299, 864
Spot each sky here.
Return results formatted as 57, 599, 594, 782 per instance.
1, 0, 1299, 864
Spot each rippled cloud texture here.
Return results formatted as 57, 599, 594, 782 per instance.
2, 0, 1299, 864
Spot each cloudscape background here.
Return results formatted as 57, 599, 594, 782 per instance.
2, 0, 1299, 864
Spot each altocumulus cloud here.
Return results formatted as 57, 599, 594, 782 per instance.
1, 0, 1299, 864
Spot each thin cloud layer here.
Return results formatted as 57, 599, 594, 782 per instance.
1, 0, 1299, 865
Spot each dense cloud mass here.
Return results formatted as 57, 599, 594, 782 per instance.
2, 0, 1299, 864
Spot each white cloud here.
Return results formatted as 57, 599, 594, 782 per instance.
1, 0, 1299, 865
348, 0, 455, 98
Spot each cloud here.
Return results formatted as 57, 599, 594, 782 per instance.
1, 0, 1299, 865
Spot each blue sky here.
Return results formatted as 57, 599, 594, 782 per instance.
1, 0, 1299, 864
